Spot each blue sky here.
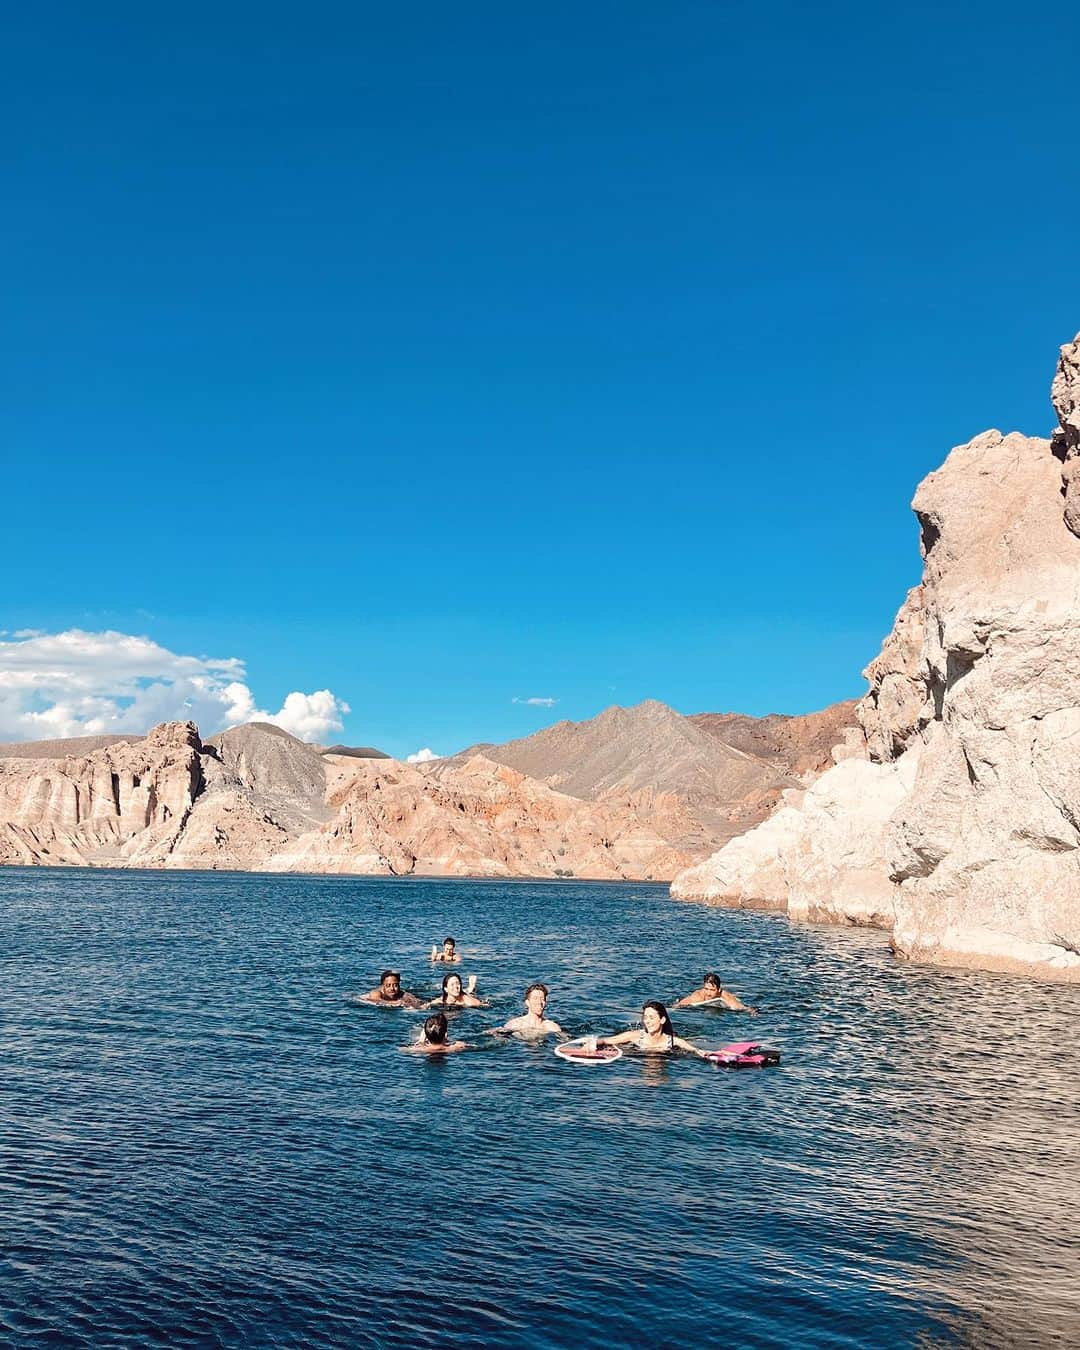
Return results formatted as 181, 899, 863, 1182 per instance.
2, 2, 1077, 755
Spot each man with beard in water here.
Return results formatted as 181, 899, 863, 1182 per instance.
362, 970, 424, 1008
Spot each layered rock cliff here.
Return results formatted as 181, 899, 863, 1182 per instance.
673, 335, 1080, 982
0, 721, 693, 879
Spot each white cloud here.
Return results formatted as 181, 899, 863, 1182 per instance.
406, 747, 440, 763
512, 696, 558, 708
268, 690, 350, 742
0, 629, 350, 744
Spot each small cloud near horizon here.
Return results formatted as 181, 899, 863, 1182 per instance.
0, 628, 350, 744
406, 747, 440, 763
512, 696, 558, 708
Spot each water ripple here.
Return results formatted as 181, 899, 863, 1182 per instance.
1, 868, 1078, 1347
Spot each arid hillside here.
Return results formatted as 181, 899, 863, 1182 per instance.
0, 698, 859, 880
460, 697, 862, 853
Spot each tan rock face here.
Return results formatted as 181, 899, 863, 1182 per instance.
0, 724, 695, 880
1051, 334, 1080, 536
671, 752, 919, 927
0, 722, 203, 866
268, 754, 693, 880
673, 333, 1080, 982
858, 587, 931, 762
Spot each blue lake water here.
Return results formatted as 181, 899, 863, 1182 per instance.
1, 868, 1078, 1348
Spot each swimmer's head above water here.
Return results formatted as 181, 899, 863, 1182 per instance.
702, 973, 723, 998
423, 1013, 450, 1044
641, 1000, 676, 1040
442, 972, 463, 1001
379, 971, 402, 999
523, 982, 550, 1017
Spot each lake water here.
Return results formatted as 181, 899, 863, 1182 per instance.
1, 869, 1078, 1348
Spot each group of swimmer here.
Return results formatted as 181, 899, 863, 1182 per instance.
357, 936, 756, 1057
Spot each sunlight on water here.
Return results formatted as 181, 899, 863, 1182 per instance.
1, 869, 1078, 1348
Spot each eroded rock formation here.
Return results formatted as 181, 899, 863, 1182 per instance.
672, 335, 1080, 982
0, 722, 204, 866
0, 722, 694, 880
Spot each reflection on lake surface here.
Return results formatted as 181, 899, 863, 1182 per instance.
1, 869, 1077, 1348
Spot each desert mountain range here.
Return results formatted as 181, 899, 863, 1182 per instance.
0, 698, 859, 880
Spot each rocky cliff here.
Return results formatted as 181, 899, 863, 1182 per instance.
673, 334, 1080, 982
0, 722, 204, 866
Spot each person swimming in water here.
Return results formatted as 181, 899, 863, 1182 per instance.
495, 982, 562, 1036
430, 937, 461, 963
360, 970, 425, 1008
597, 1000, 707, 1057
425, 972, 489, 1009
674, 972, 756, 1013
401, 1012, 467, 1054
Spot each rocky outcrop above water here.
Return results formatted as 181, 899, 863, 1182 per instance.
0, 722, 204, 866
672, 335, 1080, 982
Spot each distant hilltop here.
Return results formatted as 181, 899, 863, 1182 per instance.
0, 698, 860, 881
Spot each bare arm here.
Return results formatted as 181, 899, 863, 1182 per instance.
721, 990, 756, 1013
672, 1035, 708, 1058
597, 1029, 638, 1047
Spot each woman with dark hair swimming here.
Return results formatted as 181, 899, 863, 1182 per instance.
401, 1013, 467, 1055
424, 972, 489, 1009
596, 1001, 707, 1057
674, 972, 755, 1013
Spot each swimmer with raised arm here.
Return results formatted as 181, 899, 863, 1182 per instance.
597, 1001, 707, 1057
425, 972, 489, 1009
674, 971, 756, 1013
402, 1013, 466, 1055
495, 982, 562, 1036
430, 937, 462, 964
361, 970, 425, 1008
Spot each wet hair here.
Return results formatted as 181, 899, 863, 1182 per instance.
423, 1013, 449, 1045
523, 982, 549, 1001
441, 973, 463, 1000
703, 972, 723, 992
642, 1000, 677, 1045
442, 937, 456, 948
380, 970, 401, 985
